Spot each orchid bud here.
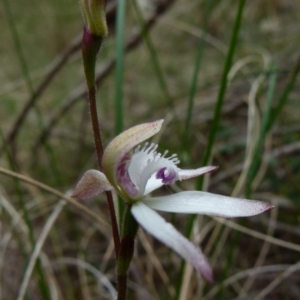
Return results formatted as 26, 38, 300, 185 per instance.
80, 0, 108, 88
79, 0, 108, 37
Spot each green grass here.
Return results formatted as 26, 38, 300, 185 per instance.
1, 0, 300, 299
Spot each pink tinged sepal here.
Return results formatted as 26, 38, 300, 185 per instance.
131, 202, 214, 282
178, 166, 218, 180
72, 169, 113, 201
103, 120, 164, 188
143, 191, 274, 217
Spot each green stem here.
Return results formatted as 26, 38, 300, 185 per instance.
246, 54, 300, 197
117, 204, 139, 300
131, 0, 174, 109
246, 62, 278, 196
176, 0, 246, 297
117, 274, 128, 300
199, 0, 246, 175
105, 190, 121, 258
182, 0, 213, 152
266, 54, 300, 132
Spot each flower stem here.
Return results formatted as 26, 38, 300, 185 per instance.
105, 190, 121, 258
117, 274, 128, 300
88, 85, 104, 162
117, 204, 139, 300
82, 27, 120, 257
87, 61, 120, 259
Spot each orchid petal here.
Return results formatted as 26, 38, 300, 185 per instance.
131, 202, 213, 282
103, 120, 163, 189
178, 166, 218, 180
144, 173, 164, 195
72, 169, 112, 200
143, 191, 274, 217
142, 166, 217, 196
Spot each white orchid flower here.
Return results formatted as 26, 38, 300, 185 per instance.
73, 119, 273, 282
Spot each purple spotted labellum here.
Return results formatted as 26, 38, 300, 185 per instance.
73, 120, 274, 282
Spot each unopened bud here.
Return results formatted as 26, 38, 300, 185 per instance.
79, 0, 108, 37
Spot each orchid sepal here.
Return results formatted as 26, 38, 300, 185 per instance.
143, 191, 274, 217
131, 202, 214, 282
72, 169, 113, 201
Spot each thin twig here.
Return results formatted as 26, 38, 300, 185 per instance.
211, 141, 300, 187
0, 167, 109, 228
17, 200, 66, 300
2, 34, 81, 158
215, 217, 300, 252
53, 257, 117, 298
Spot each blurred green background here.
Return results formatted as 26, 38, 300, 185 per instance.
1, 0, 300, 299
